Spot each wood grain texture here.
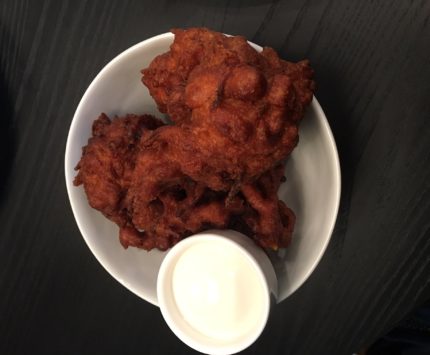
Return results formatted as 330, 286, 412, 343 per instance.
0, 0, 429, 354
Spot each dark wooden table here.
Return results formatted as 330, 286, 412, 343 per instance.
1, 1, 429, 354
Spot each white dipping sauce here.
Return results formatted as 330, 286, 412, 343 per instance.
171, 242, 267, 342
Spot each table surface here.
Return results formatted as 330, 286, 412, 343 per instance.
1, 1, 429, 354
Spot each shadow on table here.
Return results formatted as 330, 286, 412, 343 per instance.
365, 298, 430, 355
0, 20, 19, 206
178, 0, 275, 7
0, 70, 15, 205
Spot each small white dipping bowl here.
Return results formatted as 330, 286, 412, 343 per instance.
157, 230, 277, 355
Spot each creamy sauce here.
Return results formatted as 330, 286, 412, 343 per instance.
171, 242, 267, 341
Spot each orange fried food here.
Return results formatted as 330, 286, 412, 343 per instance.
75, 114, 295, 251
73, 113, 163, 226
239, 163, 295, 248
75, 28, 314, 251
124, 126, 295, 250
142, 27, 315, 190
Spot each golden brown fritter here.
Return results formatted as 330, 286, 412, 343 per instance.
142, 28, 315, 190
73, 113, 163, 226
75, 28, 314, 251
123, 125, 295, 250
75, 114, 295, 251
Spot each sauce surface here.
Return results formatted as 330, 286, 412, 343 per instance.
171, 242, 267, 341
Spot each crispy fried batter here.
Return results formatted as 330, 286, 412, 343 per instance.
75, 114, 295, 251
73, 113, 163, 226
142, 28, 315, 190
75, 28, 314, 251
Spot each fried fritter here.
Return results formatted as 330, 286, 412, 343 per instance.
75, 28, 313, 251
142, 28, 315, 190
75, 114, 294, 251
124, 126, 295, 250
73, 113, 163, 226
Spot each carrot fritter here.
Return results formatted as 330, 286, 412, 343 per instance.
73, 113, 163, 226
75, 28, 315, 251
75, 114, 295, 250
142, 28, 315, 191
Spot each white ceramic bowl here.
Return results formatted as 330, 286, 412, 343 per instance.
65, 32, 341, 306
157, 230, 277, 355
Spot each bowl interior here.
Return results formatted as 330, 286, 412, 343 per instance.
65, 33, 340, 305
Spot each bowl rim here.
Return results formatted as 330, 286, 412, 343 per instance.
64, 32, 341, 306
299, 97, 341, 288
65, 33, 174, 306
